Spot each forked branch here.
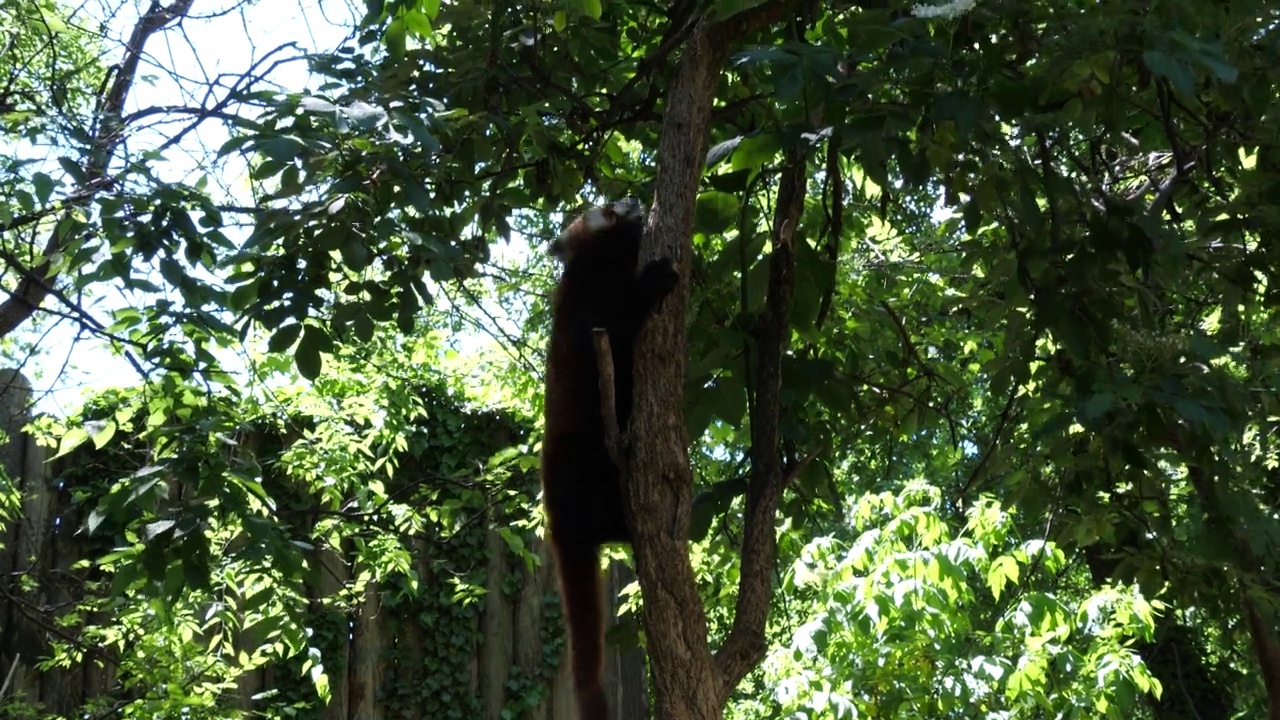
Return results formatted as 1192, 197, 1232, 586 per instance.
625, 1, 802, 717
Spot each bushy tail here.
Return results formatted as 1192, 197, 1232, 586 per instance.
555, 541, 609, 720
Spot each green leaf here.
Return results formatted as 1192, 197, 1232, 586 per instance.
987, 555, 1019, 601
353, 311, 374, 343
393, 111, 441, 153
1168, 31, 1239, 84
57, 156, 87, 185
109, 559, 141, 596
402, 10, 433, 37
1198, 56, 1238, 84
90, 420, 117, 450
268, 323, 302, 353
38, 8, 69, 33
258, 136, 306, 163
299, 96, 337, 113
694, 191, 738, 234
729, 134, 780, 172
397, 284, 419, 334
340, 239, 371, 271
705, 137, 743, 167
145, 519, 176, 541
86, 508, 108, 535
708, 168, 751, 193
934, 92, 983, 137
54, 426, 89, 459
295, 327, 324, 380
230, 280, 258, 311
1079, 392, 1114, 421
385, 17, 407, 59
732, 47, 796, 68
1173, 398, 1208, 425
32, 172, 56, 205
1142, 51, 1194, 97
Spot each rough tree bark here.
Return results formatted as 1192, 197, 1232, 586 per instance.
621, 2, 800, 719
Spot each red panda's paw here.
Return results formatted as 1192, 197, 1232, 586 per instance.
639, 257, 680, 309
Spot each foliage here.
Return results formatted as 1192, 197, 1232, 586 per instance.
0, 0, 103, 139
1, 0, 1278, 717
735, 485, 1162, 720
15, 328, 545, 718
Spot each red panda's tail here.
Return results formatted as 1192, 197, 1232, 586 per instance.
554, 541, 609, 720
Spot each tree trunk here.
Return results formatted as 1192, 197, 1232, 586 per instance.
627, 3, 798, 719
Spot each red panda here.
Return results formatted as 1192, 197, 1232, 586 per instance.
541, 198, 678, 720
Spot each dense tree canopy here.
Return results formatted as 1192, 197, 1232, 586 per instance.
1, 0, 1278, 718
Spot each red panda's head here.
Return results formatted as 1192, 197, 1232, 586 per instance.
550, 198, 645, 262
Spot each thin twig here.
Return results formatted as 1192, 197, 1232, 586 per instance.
782, 444, 823, 486
0, 653, 18, 699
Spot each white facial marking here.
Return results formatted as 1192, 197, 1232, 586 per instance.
610, 197, 645, 223
581, 206, 615, 233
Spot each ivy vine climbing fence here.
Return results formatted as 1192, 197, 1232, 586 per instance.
0, 369, 645, 720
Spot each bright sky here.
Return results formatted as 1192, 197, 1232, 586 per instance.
28, 0, 362, 413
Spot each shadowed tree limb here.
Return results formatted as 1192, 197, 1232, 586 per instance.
715, 146, 807, 691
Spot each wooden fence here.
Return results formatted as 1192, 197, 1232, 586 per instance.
0, 370, 647, 719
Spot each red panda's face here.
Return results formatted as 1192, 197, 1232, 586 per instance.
550, 198, 646, 262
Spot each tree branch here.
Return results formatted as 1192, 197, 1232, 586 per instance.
815, 134, 843, 330
714, 145, 807, 691
592, 328, 623, 468
1244, 593, 1280, 720
0, 0, 196, 340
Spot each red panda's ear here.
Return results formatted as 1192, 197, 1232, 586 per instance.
552, 217, 585, 260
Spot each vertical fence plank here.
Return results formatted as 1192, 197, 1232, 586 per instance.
81, 604, 116, 705
388, 536, 428, 718
515, 537, 554, 720
314, 545, 351, 720
605, 561, 649, 720
478, 527, 513, 720
0, 369, 50, 709
350, 577, 383, 720
36, 469, 82, 717
236, 641, 266, 712
543, 537, 584, 720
